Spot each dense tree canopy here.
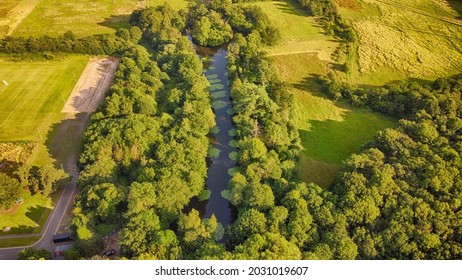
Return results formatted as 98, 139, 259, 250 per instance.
0, 173, 21, 210
66, 1, 462, 260
188, 0, 280, 47
328, 77, 462, 259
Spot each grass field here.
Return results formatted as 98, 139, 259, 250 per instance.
272, 52, 395, 187
0, 236, 40, 248
0, 56, 88, 142
11, 0, 190, 37
250, 0, 339, 60
338, 0, 462, 85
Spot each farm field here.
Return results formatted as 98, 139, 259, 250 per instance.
0, 56, 88, 143
10, 0, 189, 37
272, 52, 395, 187
251, 0, 339, 60
338, 0, 462, 85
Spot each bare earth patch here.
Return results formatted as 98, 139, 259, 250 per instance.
62, 58, 118, 115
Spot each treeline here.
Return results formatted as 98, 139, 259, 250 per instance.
323, 76, 462, 118
0, 28, 143, 57
73, 4, 216, 259
187, 0, 280, 47
327, 77, 462, 259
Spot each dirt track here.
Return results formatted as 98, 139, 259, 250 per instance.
62, 58, 118, 114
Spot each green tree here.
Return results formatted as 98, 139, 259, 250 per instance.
0, 173, 21, 210
18, 248, 52, 260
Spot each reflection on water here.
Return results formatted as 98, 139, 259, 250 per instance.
184, 44, 237, 232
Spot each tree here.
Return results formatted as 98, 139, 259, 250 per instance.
233, 233, 301, 260
38, 164, 66, 197
18, 248, 52, 260
0, 173, 21, 210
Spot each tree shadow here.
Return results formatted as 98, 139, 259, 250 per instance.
0, 160, 21, 176
446, 0, 462, 19
98, 15, 131, 31
274, 1, 302, 16
44, 112, 90, 172
292, 74, 328, 97
0, 204, 47, 236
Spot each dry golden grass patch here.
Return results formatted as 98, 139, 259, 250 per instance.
349, 0, 462, 79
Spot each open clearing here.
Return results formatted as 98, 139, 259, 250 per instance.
251, 0, 339, 60
11, 0, 190, 37
272, 52, 395, 187
339, 0, 462, 85
0, 56, 88, 142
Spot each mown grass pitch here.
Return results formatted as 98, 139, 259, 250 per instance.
12, 0, 190, 37
272, 53, 395, 187
0, 56, 88, 142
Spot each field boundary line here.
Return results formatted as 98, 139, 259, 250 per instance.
5, 0, 42, 36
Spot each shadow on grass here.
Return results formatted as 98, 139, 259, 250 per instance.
293, 74, 328, 97
0, 204, 47, 236
44, 112, 89, 172
97, 15, 131, 31
274, 1, 302, 16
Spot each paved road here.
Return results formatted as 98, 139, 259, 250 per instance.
0, 173, 78, 260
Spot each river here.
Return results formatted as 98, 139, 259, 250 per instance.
186, 45, 237, 230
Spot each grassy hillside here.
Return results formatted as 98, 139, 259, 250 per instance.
11, 0, 189, 37
0, 56, 88, 142
338, 0, 462, 85
273, 52, 394, 188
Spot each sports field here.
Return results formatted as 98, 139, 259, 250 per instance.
0, 56, 88, 142
251, 0, 338, 60
272, 52, 395, 187
11, 0, 190, 37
